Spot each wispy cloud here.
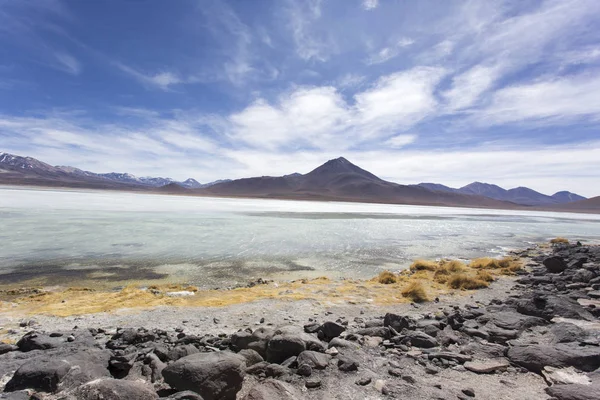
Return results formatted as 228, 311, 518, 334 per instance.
114, 62, 185, 91
362, 0, 379, 11
366, 38, 414, 65
286, 0, 335, 62
53, 51, 81, 75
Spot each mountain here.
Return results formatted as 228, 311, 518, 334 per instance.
181, 178, 202, 188
416, 181, 586, 206
0, 152, 205, 190
548, 196, 600, 213
551, 191, 587, 203
1, 151, 594, 211
418, 183, 459, 193
203, 157, 517, 209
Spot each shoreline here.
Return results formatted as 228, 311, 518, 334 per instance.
2, 183, 599, 215
0, 240, 599, 399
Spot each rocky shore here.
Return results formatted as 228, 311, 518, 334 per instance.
1, 242, 600, 399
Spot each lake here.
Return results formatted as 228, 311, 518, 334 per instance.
1, 187, 600, 288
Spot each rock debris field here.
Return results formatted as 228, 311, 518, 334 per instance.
1, 242, 600, 399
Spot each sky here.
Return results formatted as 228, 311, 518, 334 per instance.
1, 0, 600, 196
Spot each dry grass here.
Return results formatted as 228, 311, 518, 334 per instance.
476, 270, 495, 282
376, 270, 398, 284
401, 281, 429, 302
447, 274, 489, 290
410, 259, 438, 272
550, 237, 569, 244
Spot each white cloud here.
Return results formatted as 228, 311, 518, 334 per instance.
54, 52, 81, 75
385, 134, 417, 148
362, 0, 379, 11
354, 67, 446, 138
336, 73, 366, 89
286, 0, 334, 62
229, 67, 444, 150
115, 62, 184, 90
475, 72, 600, 126
443, 65, 499, 111
366, 38, 414, 65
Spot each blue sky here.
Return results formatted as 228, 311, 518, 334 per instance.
1, 0, 600, 196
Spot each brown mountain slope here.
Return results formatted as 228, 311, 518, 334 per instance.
545, 196, 600, 212
202, 157, 519, 209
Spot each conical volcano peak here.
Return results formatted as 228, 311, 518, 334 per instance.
305, 156, 383, 183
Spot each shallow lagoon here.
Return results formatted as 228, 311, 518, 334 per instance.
1, 187, 600, 287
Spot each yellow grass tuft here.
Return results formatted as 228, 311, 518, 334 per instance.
469, 257, 516, 270
410, 259, 438, 272
401, 281, 429, 302
376, 270, 398, 284
476, 270, 495, 282
447, 273, 489, 290
550, 237, 569, 244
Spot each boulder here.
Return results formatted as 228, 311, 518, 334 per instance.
383, 313, 415, 331
545, 384, 600, 400
551, 322, 588, 343
231, 331, 253, 350
67, 378, 158, 400
402, 331, 438, 348
242, 379, 302, 400
162, 352, 245, 400
320, 322, 345, 340
507, 343, 600, 373
296, 351, 330, 370
514, 293, 595, 321
544, 256, 567, 273
5, 348, 111, 392
478, 311, 546, 332
168, 344, 200, 362
16, 332, 64, 352
238, 349, 263, 366
165, 391, 205, 400
266, 335, 306, 364
464, 358, 510, 374
0, 343, 18, 355
356, 327, 391, 339
337, 355, 359, 371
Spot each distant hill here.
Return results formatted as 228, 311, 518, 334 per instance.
0, 152, 210, 190
202, 157, 517, 209
1, 151, 595, 212
547, 196, 600, 213
416, 181, 585, 206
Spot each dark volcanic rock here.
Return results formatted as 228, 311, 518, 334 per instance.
320, 321, 345, 340
168, 344, 200, 361
507, 343, 600, 373
337, 355, 359, 371
551, 322, 588, 343
165, 391, 205, 400
16, 331, 64, 352
0, 343, 18, 355
296, 351, 330, 370
401, 331, 438, 348
266, 335, 306, 364
546, 383, 600, 400
242, 379, 301, 400
67, 378, 158, 400
383, 313, 415, 331
238, 349, 263, 366
162, 352, 246, 400
544, 256, 567, 273
513, 293, 595, 321
356, 327, 391, 339
5, 348, 111, 392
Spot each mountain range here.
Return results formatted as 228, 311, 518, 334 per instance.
417, 182, 585, 206
1, 151, 597, 212
0, 152, 227, 189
